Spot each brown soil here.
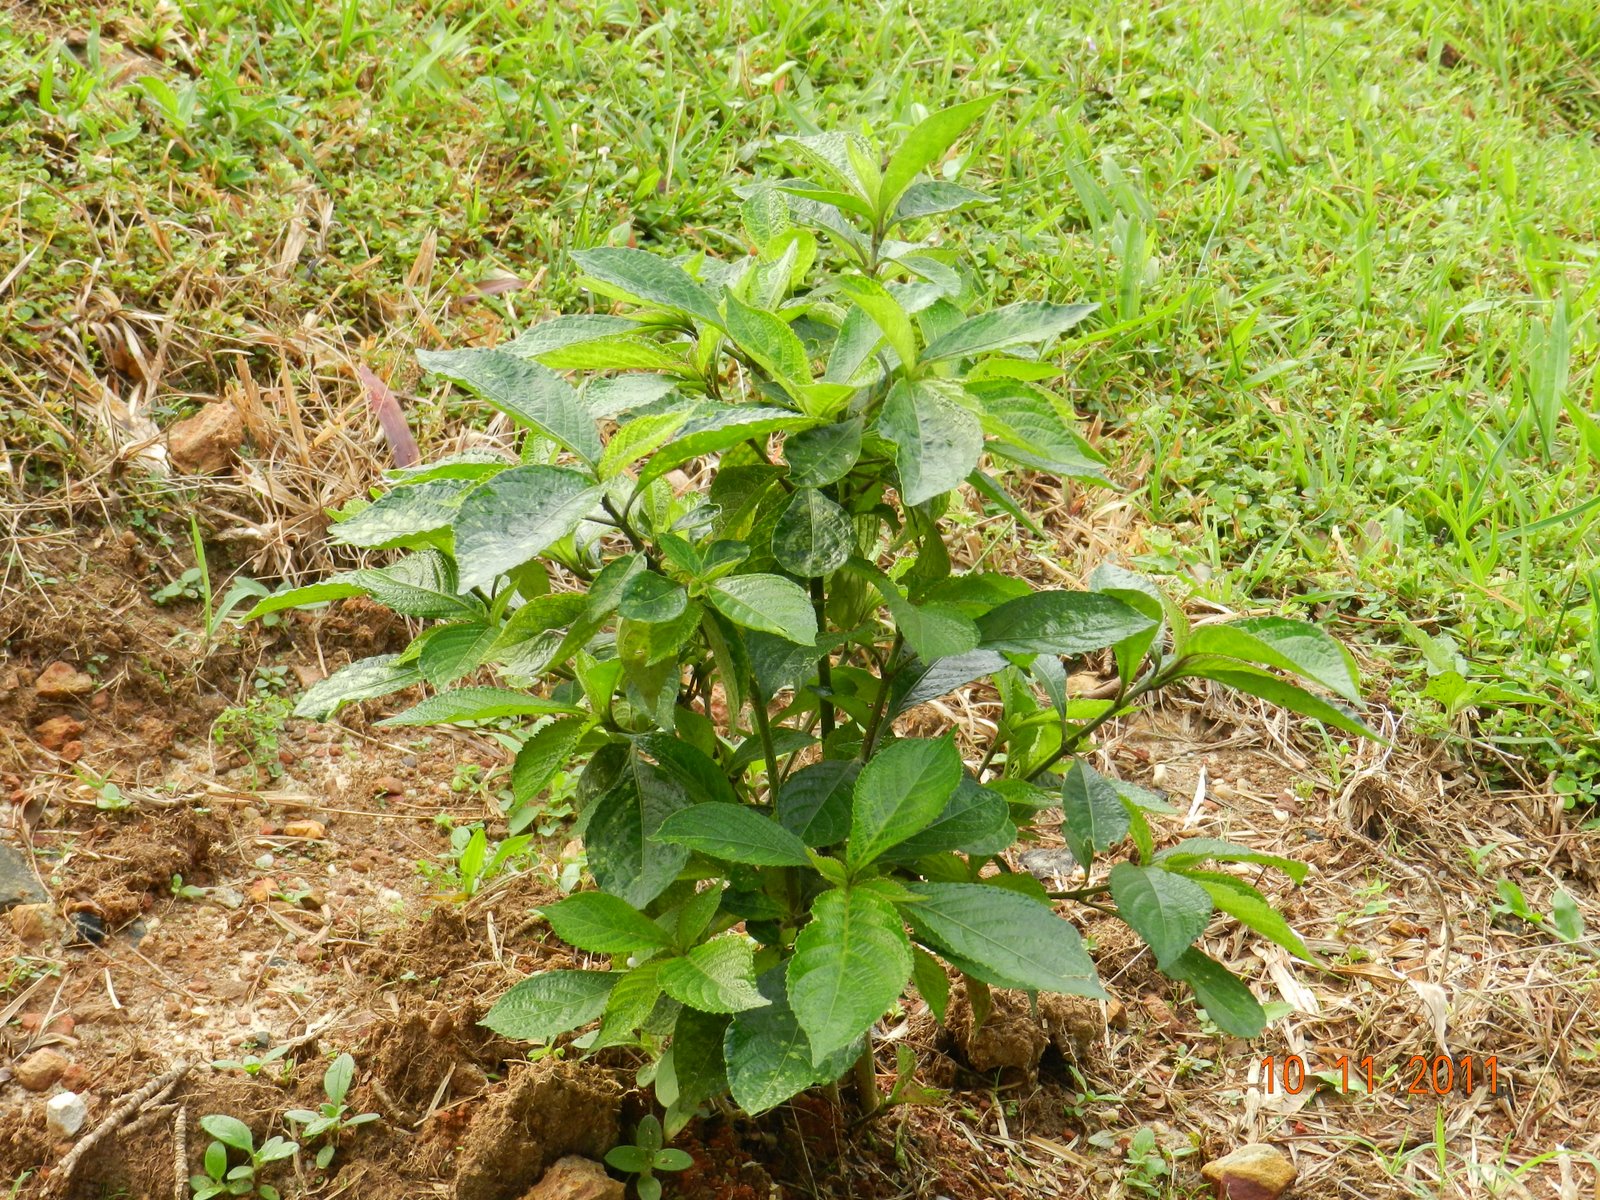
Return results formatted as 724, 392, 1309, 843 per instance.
3, 541, 1599, 1200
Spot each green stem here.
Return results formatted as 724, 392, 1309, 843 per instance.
853, 1045, 880, 1117
751, 682, 781, 801
859, 632, 904, 761
811, 577, 835, 741
1023, 665, 1173, 783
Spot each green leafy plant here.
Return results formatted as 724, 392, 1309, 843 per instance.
253, 101, 1370, 1126
604, 1115, 692, 1200
209, 1044, 292, 1080
418, 823, 536, 900
189, 1115, 296, 1200
284, 1052, 380, 1169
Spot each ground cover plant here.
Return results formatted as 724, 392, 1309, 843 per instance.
251, 101, 1371, 1126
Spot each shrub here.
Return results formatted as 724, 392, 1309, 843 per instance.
252, 98, 1369, 1126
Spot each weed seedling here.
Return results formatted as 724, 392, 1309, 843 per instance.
284, 1053, 379, 1169
189, 1115, 296, 1200
604, 1116, 691, 1200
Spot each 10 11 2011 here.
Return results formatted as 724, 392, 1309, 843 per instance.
1259, 1054, 1503, 1097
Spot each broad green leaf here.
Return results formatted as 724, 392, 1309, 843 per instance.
658, 937, 767, 1013
878, 380, 982, 506
482, 970, 617, 1041
512, 717, 588, 808
848, 560, 980, 660
244, 577, 365, 620
892, 181, 992, 224
355, 550, 481, 619
891, 648, 1010, 715
635, 734, 739, 808
600, 410, 692, 480
922, 302, 1098, 363
835, 276, 917, 370
1090, 564, 1165, 685
1173, 661, 1372, 737
1189, 876, 1314, 961
654, 804, 811, 866
586, 754, 694, 908
899, 882, 1105, 997
501, 313, 642, 357
1060, 760, 1129, 870
971, 379, 1111, 483
848, 736, 962, 868
637, 404, 815, 487
825, 305, 888, 385
665, 1007, 730, 1133
384, 449, 514, 485
535, 336, 692, 374
1107, 863, 1213, 969
883, 777, 1012, 860
1153, 839, 1309, 885
777, 760, 858, 846
417, 620, 496, 686
572, 247, 724, 328
784, 419, 862, 487
542, 892, 673, 954
1187, 617, 1360, 702
708, 574, 816, 645
619, 571, 689, 622
594, 961, 664, 1048
723, 968, 858, 1114
787, 888, 913, 1065
416, 348, 601, 463
772, 488, 853, 577
330, 480, 469, 549
911, 946, 950, 1023
879, 95, 999, 214
293, 654, 422, 720
452, 465, 602, 591
199, 1115, 254, 1153
773, 179, 876, 222
725, 294, 811, 383
976, 590, 1156, 655
1552, 889, 1586, 943
378, 687, 577, 726
1164, 949, 1266, 1038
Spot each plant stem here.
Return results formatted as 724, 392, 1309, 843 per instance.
852, 1045, 880, 1117
811, 577, 835, 740
859, 632, 903, 761
1023, 666, 1172, 783
751, 680, 781, 800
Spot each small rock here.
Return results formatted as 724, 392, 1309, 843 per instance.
283, 819, 326, 840
211, 887, 246, 911
58, 1063, 89, 1091
290, 663, 325, 689
59, 741, 85, 763
246, 878, 277, 905
46, 1091, 88, 1138
14, 1048, 70, 1091
520, 1157, 625, 1200
33, 716, 84, 751
69, 912, 106, 945
10, 903, 57, 943
35, 661, 95, 701
1019, 847, 1079, 884
1202, 1143, 1297, 1200
167, 402, 244, 473
0, 846, 50, 910
372, 775, 405, 796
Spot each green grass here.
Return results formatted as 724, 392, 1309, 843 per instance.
4, 0, 1598, 798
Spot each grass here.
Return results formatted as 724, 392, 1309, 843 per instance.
4, 2, 1598, 785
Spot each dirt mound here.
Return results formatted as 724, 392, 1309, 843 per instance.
452, 1058, 623, 1200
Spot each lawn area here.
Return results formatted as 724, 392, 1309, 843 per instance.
3, 0, 1600, 1196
